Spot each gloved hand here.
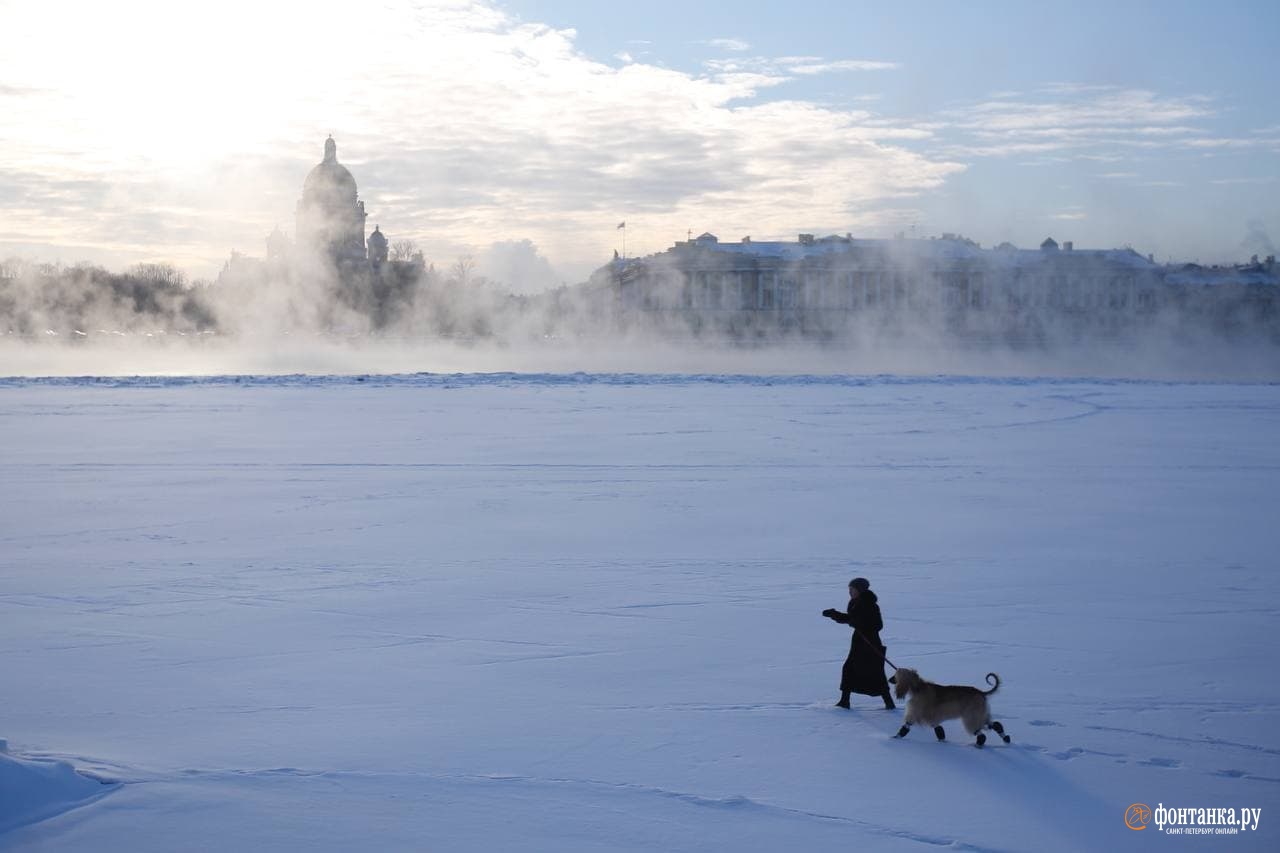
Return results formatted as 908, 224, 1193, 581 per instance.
822, 608, 838, 619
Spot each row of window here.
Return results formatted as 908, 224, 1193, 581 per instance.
655, 271, 919, 311
630, 270, 1147, 313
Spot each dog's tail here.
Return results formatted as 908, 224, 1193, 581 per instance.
983, 673, 1000, 695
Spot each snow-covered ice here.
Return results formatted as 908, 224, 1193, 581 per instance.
0, 747, 114, 837
1, 373, 1277, 851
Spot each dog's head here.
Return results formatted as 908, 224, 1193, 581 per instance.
891, 667, 922, 700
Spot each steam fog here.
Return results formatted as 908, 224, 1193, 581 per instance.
1, 236, 1277, 382
1, 114, 1275, 384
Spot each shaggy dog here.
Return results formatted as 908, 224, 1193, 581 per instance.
890, 668, 1011, 748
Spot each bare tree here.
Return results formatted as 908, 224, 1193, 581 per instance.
129, 263, 187, 288
450, 255, 476, 286
390, 240, 419, 263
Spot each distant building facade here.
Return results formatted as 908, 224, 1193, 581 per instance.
592, 232, 1279, 341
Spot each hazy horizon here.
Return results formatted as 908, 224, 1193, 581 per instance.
1, 0, 1277, 289
3, 332, 1278, 384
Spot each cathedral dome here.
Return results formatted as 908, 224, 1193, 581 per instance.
301, 136, 357, 207
295, 136, 369, 263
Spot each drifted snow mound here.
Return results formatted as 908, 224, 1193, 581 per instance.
0, 741, 115, 834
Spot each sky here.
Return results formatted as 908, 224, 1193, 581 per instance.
1, 0, 1277, 287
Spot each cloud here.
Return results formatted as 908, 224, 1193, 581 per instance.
704, 54, 899, 79
706, 37, 750, 52
938, 87, 1221, 158
1039, 82, 1121, 95
0, 0, 949, 282
786, 59, 900, 74
473, 239, 565, 292
0, 84, 46, 97
1183, 136, 1280, 149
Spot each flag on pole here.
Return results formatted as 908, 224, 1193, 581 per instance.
617, 221, 626, 229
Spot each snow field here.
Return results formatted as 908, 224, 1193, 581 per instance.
0, 374, 1277, 851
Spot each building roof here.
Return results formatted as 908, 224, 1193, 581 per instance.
663, 234, 1160, 271
302, 138, 357, 205
1164, 265, 1278, 287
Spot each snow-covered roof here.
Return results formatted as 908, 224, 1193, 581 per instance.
988, 247, 1159, 271
675, 235, 987, 261
662, 234, 1159, 270
1164, 266, 1278, 287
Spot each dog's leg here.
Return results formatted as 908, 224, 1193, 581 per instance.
975, 731, 986, 748
895, 703, 918, 738
933, 725, 946, 741
989, 721, 1011, 744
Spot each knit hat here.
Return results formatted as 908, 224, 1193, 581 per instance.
849, 577, 870, 592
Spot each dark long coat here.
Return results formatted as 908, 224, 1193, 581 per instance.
832, 590, 891, 696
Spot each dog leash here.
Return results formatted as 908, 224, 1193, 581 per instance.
856, 631, 899, 671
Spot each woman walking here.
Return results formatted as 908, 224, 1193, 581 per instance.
822, 577, 895, 710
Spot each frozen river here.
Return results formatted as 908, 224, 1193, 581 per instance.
2, 373, 1277, 851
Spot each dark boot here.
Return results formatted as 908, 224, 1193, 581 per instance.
835, 690, 851, 709
881, 691, 896, 710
